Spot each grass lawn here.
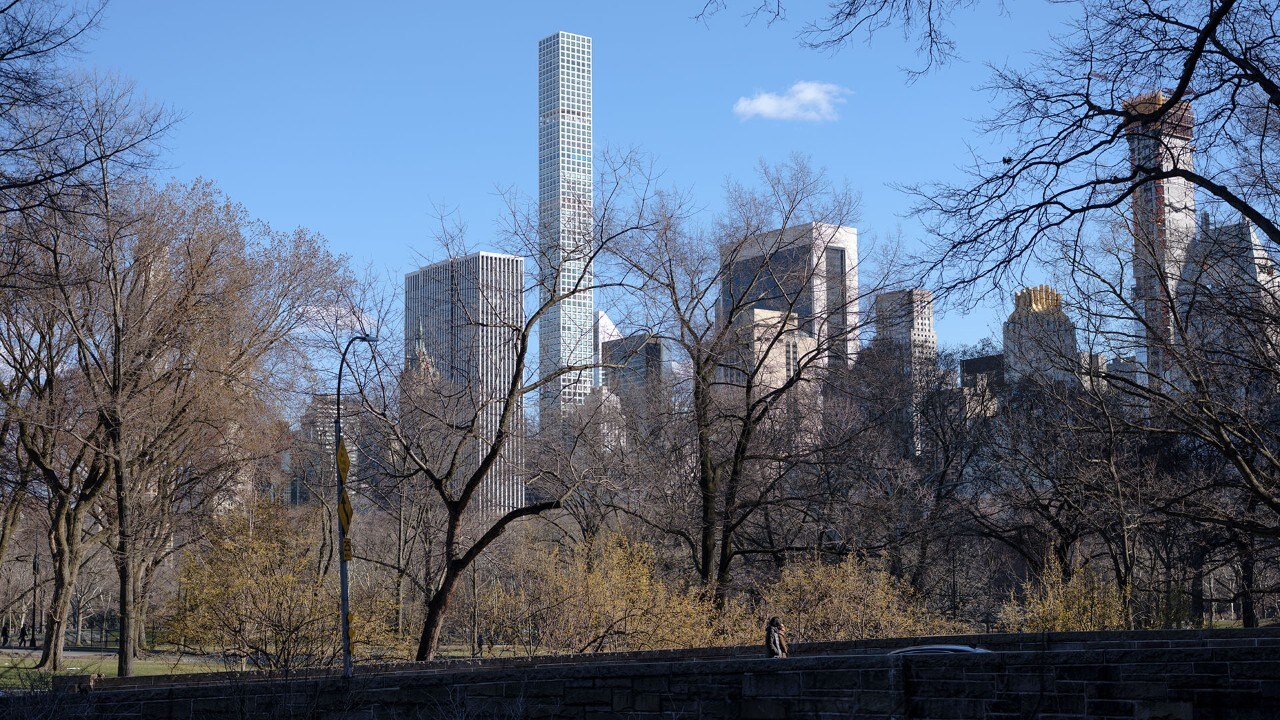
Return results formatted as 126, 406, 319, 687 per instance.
0, 641, 520, 690
0, 649, 222, 689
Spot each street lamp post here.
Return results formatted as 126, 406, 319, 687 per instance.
336, 333, 375, 679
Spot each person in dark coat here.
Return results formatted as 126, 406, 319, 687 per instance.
765, 616, 788, 658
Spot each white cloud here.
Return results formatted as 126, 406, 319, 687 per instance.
733, 81, 852, 122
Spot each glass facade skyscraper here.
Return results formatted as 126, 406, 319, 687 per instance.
537, 31, 594, 422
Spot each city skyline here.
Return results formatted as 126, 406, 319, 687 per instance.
42, 6, 1278, 500
85, 8, 1239, 365
391, 26, 1276, 409
4, 0, 1280, 691
79, 3, 1081, 348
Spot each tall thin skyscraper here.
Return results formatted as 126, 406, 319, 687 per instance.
1125, 91, 1196, 382
538, 31, 594, 422
404, 252, 526, 512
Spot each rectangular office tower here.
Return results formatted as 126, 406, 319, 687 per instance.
602, 333, 670, 396
537, 31, 595, 423
872, 288, 937, 456
404, 252, 526, 513
873, 289, 938, 372
719, 222, 859, 367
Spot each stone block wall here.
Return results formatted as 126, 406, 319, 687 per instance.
31, 628, 1280, 719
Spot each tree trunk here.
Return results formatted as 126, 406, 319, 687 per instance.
1188, 545, 1206, 628
116, 511, 137, 676
470, 565, 478, 657
1240, 540, 1257, 629
37, 506, 85, 671
1054, 540, 1074, 583
134, 594, 146, 656
396, 502, 407, 638
693, 369, 718, 588
0, 465, 30, 568
415, 568, 463, 661
134, 562, 152, 657
714, 459, 749, 601
697, 458, 718, 588
699, 471, 718, 588
908, 537, 932, 592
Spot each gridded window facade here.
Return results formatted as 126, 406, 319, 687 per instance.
404, 253, 527, 513
873, 289, 938, 372
537, 31, 595, 421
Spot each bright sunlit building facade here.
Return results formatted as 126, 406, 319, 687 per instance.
537, 31, 595, 423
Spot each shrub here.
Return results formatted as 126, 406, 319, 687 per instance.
476, 534, 752, 654
999, 558, 1128, 632
760, 555, 962, 643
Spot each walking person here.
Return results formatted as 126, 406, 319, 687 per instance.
765, 616, 788, 658
1, 621, 8, 647
17, 624, 26, 647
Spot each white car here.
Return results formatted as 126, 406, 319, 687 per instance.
887, 644, 992, 655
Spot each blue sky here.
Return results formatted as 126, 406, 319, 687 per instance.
81, 1, 1072, 348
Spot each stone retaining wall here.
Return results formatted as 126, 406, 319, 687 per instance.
34, 629, 1280, 719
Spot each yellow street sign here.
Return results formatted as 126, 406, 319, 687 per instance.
338, 489, 353, 534
342, 537, 353, 561
336, 439, 350, 482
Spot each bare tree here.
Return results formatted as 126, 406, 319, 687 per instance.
1, 167, 344, 673
698, 0, 992, 75
1, 199, 113, 672
345, 153, 661, 661
605, 156, 877, 599
0, 1, 163, 222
